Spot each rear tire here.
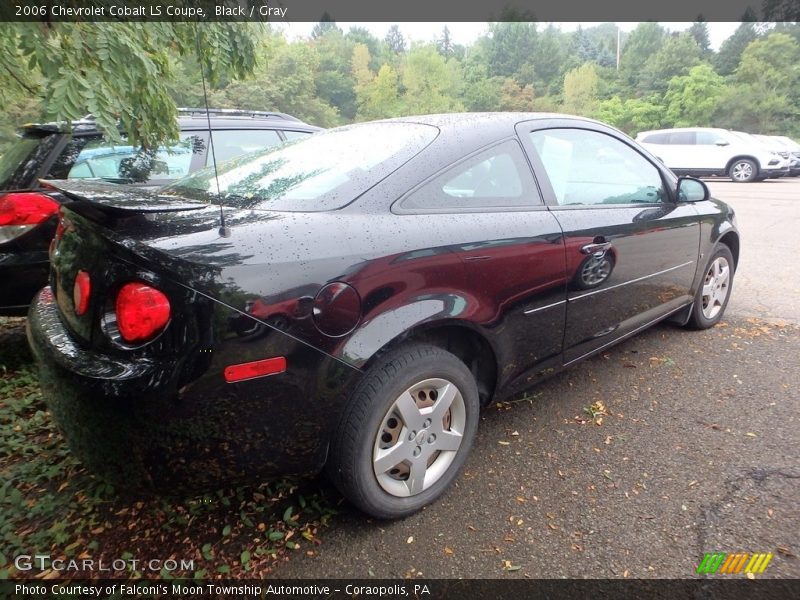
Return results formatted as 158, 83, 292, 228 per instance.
686, 245, 735, 330
326, 343, 479, 519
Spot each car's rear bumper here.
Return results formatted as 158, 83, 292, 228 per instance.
27, 286, 361, 492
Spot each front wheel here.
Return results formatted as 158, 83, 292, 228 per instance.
686, 245, 735, 329
729, 159, 758, 183
326, 343, 479, 519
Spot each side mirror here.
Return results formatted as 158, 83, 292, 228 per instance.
677, 177, 709, 202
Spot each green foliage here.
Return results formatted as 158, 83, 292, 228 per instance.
715, 33, 800, 133
0, 22, 260, 148
595, 96, 665, 136
218, 39, 339, 127
562, 63, 600, 116
689, 20, 712, 55
487, 22, 538, 79
402, 45, 464, 115
714, 22, 757, 76
385, 25, 406, 54
664, 64, 724, 127
3, 22, 800, 153
639, 33, 703, 95
618, 23, 667, 91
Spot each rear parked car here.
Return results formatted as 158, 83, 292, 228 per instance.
636, 127, 789, 182
755, 134, 800, 176
0, 109, 319, 315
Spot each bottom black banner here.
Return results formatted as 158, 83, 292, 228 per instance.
2, 579, 799, 600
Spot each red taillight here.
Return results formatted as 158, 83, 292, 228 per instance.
0, 192, 59, 226
115, 282, 171, 344
73, 270, 91, 316
224, 357, 287, 383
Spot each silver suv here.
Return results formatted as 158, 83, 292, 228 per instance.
636, 127, 790, 182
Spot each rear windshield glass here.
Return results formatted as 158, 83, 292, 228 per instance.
162, 122, 439, 211
0, 134, 60, 191
46, 133, 206, 184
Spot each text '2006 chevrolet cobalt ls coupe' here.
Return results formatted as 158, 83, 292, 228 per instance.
27, 113, 738, 519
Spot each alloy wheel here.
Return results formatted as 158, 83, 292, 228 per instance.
701, 256, 730, 320
731, 162, 753, 182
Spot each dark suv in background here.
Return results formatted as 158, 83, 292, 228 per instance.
0, 109, 319, 315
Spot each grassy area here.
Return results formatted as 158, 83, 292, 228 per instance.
0, 317, 338, 580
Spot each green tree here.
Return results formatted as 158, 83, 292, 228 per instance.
486, 22, 537, 80
313, 29, 357, 121
714, 22, 757, 76
595, 96, 664, 135
498, 78, 537, 112
311, 14, 340, 39
619, 23, 667, 92
0, 22, 260, 148
363, 66, 402, 119
220, 40, 338, 127
716, 33, 800, 132
533, 25, 568, 93
461, 39, 504, 111
562, 63, 600, 116
385, 25, 406, 54
401, 45, 463, 114
639, 32, 703, 95
664, 64, 725, 126
345, 27, 385, 71
688, 19, 712, 56
437, 26, 454, 58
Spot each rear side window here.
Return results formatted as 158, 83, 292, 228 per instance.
209, 129, 283, 164
696, 131, 726, 145
667, 132, 695, 145
400, 140, 541, 211
641, 133, 668, 144
282, 130, 313, 142
0, 134, 61, 191
46, 134, 205, 184
164, 122, 439, 212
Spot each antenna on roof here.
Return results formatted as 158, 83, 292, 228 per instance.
193, 26, 230, 238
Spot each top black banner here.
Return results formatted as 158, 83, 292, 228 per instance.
1, 0, 799, 23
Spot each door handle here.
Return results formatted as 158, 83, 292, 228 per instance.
581, 241, 612, 255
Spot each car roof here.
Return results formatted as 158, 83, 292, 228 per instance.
21, 109, 320, 135
638, 127, 729, 135
378, 112, 603, 130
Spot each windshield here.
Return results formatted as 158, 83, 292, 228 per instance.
162, 122, 438, 212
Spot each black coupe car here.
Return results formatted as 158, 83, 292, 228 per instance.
27, 113, 738, 519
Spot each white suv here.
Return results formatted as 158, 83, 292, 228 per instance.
636, 127, 789, 182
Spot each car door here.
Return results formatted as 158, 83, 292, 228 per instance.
395, 139, 567, 395
695, 130, 732, 171
664, 130, 702, 171
517, 120, 700, 364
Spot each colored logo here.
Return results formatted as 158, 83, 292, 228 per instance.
697, 552, 774, 575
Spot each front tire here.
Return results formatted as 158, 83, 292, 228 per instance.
729, 159, 758, 183
326, 343, 479, 519
686, 245, 735, 329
